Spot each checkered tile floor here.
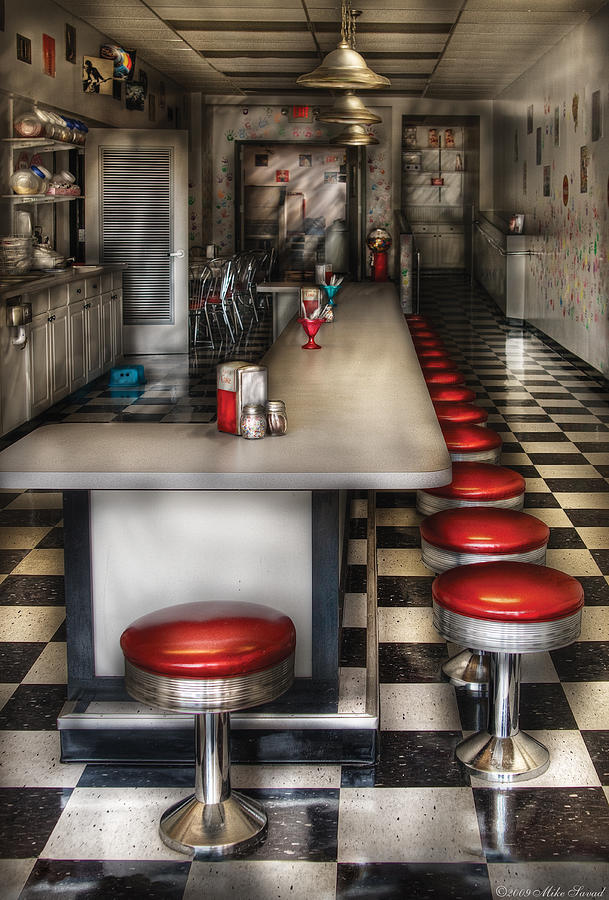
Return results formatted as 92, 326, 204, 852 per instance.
2, 279, 609, 898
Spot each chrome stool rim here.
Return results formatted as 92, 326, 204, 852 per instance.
449, 447, 502, 463
416, 491, 525, 516
433, 603, 582, 653
421, 538, 547, 574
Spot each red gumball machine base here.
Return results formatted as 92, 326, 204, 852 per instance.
371, 249, 388, 282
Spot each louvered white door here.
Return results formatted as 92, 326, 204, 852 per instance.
85, 129, 188, 354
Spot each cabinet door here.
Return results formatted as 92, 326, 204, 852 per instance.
85, 296, 102, 381
69, 301, 87, 390
101, 292, 113, 369
111, 289, 123, 361
49, 306, 70, 404
29, 314, 51, 416
413, 232, 437, 269
438, 231, 465, 268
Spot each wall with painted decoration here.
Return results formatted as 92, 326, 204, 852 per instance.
208, 102, 390, 262
493, 3, 609, 374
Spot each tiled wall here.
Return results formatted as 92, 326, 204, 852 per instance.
493, 4, 609, 375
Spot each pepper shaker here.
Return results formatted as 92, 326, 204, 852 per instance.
266, 399, 288, 436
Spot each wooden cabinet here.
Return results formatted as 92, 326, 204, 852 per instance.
68, 300, 87, 391
84, 295, 102, 382
29, 314, 51, 416
20, 270, 124, 428
412, 224, 465, 270
49, 305, 70, 405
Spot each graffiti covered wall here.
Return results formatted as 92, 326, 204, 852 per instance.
207, 103, 391, 259
493, 5, 609, 374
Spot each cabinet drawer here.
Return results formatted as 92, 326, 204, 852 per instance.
68, 280, 86, 303
101, 273, 113, 294
85, 276, 102, 297
412, 224, 433, 234
49, 283, 69, 310
437, 224, 463, 234
112, 271, 123, 289
28, 289, 49, 317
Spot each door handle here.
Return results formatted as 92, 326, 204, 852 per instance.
168, 250, 185, 258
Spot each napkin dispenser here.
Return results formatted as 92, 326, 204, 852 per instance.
217, 361, 268, 435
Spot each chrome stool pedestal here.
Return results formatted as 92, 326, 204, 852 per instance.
160, 712, 267, 857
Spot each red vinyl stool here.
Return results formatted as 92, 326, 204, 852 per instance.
420, 359, 458, 372
428, 385, 476, 403
417, 462, 526, 516
433, 401, 489, 426
433, 561, 583, 781
409, 329, 438, 340
441, 423, 502, 462
412, 337, 446, 350
405, 314, 428, 324
416, 348, 452, 360
120, 601, 296, 858
420, 506, 549, 573
425, 371, 466, 386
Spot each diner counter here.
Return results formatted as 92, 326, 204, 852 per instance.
0, 281, 451, 491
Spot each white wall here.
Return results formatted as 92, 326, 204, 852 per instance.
493, 4, 609, 375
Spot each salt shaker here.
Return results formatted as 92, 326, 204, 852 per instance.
240, 403, 267, 439
266, 400, 288, 436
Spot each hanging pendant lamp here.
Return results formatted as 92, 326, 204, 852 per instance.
332, 123, 379, 146
297, 1, 390, 91
318, 91, 381, 125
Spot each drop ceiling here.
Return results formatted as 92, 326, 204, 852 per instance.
55, 0, 607, 99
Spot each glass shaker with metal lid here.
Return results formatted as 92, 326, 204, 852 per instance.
240, 403, 267, 439
266, 400, 288, 435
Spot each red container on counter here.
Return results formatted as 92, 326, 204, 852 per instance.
217, 361, 268, 435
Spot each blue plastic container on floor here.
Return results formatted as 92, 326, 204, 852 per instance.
109, 365, 146, 387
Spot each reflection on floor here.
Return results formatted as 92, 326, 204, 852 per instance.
1, 277, 609, 898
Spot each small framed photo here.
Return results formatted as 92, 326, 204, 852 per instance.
148, 93, 156, 122
276, 169, 289, 183
527, 104, 533, 134
535, 126, 542, 165
65, 23, 76, 63
299, 153, 312, 167
509, 214, 525, 234
255, 153, 268, 167
16, 33, 32, 64
42, 34, 55, 77
592, 89, 601, 142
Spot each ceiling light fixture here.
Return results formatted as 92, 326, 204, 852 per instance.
331, 123, 379, 146
297, 1, 390, 91
318, 90, 381, 125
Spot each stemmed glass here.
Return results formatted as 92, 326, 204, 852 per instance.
298, 317, 326, 350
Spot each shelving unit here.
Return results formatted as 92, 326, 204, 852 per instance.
401, 120, 467, 271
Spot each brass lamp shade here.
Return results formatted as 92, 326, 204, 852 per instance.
332, 123, 379, 146
318, 91, 382, 125
296, 41, 390, 91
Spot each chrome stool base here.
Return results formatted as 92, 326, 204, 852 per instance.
456, 728, 550, 783
160, 790, 267, 858
442, 648, 489, 693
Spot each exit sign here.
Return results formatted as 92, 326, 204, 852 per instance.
288, 105, 312, 123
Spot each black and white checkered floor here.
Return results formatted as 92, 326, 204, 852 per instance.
1, 278, 609, 898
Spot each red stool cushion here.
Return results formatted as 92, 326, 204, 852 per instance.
425, 371, 466, 385
433, 561, 584, 623
410, 329, 438, 340
416, 349, 452, 360
433, 401, 489, 425
408, 320, 432, 329
421, 507, 549, 554
428, 386, 476, 403
405, 314, 428, 323
412, 338, 445, 350
420, 359, 459, 372
423, 461, 525, 501
120, 601, 296, 679
441, 423, 501, 452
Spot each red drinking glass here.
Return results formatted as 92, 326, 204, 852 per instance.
298, 317, 325, 349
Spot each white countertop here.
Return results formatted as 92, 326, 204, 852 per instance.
0, 264, 127, 299
0, 282, 451, 490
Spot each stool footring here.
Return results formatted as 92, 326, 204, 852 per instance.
456, 729, 550, 783
442, 648, 489, 693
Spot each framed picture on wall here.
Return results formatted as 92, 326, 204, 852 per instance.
554, 106, 560, 147
536, 126, 542, 165
83, 56, 113, 94
543, 165, 551, 197
592, 90, 601, 142
42, 34, 55, 77
16, 34, 32, 64
65, 23, 76, 63
0, 1, 4, 32
125, 81, 145, 110
527, 105, 533, 134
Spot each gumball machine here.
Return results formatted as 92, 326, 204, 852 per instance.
366, 227, 392, 281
